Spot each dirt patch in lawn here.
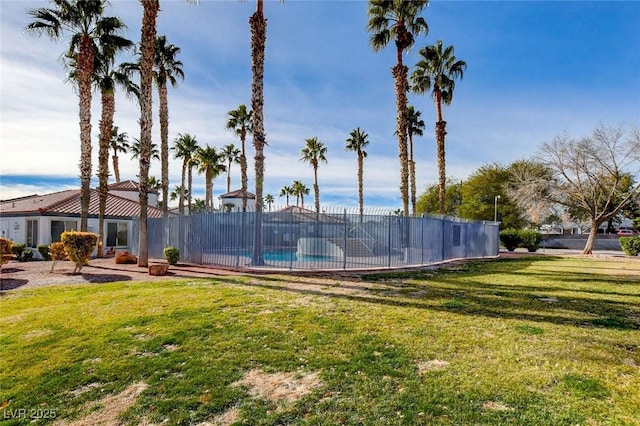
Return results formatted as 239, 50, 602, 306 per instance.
232, 368, 322, 406
55, 382, 147, 426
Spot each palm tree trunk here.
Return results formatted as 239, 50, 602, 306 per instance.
179, 162, 186, 215
159, 81, 169, 218
250, 1, 267, 266
205, 169, 213, 212
78, 34, 94, 232
226, 159, 232, 193
112, 154, 121, 183
137, 0, 159, 268
187, 165, 193, 215
435, 90, 447, 215
313, 166, 320, 214
358, 153, 364, 217
97, 90, 115, 258
240, 130, 248, 212
392, 63, 410, 219
408, 132, 416, 215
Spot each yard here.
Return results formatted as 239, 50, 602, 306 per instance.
1, 255, 639, 425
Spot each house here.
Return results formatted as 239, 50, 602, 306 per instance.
0, 186, 164, 257
219, 189, 256, 212
108, 180, 160, 207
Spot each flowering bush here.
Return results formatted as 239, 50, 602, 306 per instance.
61, 231, 98, 273
49, 241, 68, 273
0, 238, 12, 268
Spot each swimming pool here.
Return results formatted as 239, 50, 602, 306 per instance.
242, 250, 337, 262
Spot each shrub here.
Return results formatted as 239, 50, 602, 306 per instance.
49, 242, 68, 273
0, 238, 12, 268
61, 231, 98, 274
619, 236, 640, 256
520, 229, 543, 252
499, 229, 521, 251
11, 243, 26, 258
164, 246, 179, 265
18, 249, 34, 262
37, 244, 51, 261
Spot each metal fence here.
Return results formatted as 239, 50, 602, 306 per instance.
134, 207, 499, 270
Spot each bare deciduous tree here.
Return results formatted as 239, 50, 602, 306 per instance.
536, 124, 640, 254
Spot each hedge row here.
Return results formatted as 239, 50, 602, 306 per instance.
499, 229, 543, 252
619, 236, 640, 256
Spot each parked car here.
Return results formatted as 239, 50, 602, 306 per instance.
617, 229, 637, 236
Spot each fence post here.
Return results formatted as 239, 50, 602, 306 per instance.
343, 209, 348, 270
388, 213, 392, 268
288, 207, 294, 271
441, 217, 446, 262
421, 214, 425, 266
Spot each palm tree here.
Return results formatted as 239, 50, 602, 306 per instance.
170, 185, 189, 206
264, 194, 274, 212
131, 138, 160, 161
249, 0, 283, 265
195, 145, 226, 212
136, 0, 160, 267
221, 144, 241, 193
411, 40, 466, 214
226, 105, 252, 212
148, 175, 162, 192
300, 137, 328, 214
110, 126, 130, 183
292, 180, 310, 209
345, 127, 370, 216
172, 133, 199, 214
190, 198, 206, 214
368, 0, 428, 218
405, 105, 425, 214
26, 0, 125, 231
279, 185, 293, 206
153, 35, 184, 218
94, 31, 135, 257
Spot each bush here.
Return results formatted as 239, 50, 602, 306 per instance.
49, 242, 68, 273
164, 246, 179, 265
499, 229, 521, 251
619, 236, 640, 256
520, 229, 543, 252
11, 243, 26, 258
18, 249, 33, 262
61, 231, 98, 274
37, 244, 51, 261
0, 238, 12, 267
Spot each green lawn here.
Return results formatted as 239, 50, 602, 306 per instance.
1, 256, 639, 425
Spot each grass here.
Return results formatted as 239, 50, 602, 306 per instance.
1, 256, 639, 425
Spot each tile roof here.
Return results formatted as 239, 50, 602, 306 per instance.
108, 179, 159, 193
220, 189, 256, 199
0, 189, 165, 219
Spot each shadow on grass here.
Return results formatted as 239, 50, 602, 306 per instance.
233, 257, 640, 331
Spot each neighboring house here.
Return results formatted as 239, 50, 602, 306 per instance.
108, 180, 160, 207
219, 189, 256, 212
0, 187, 164, 257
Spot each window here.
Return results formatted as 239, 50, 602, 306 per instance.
26, 220, 38, 248
51, 220, 78, 242
106, 222, 128, 247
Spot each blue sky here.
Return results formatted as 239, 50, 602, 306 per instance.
1, 0, 639, 210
